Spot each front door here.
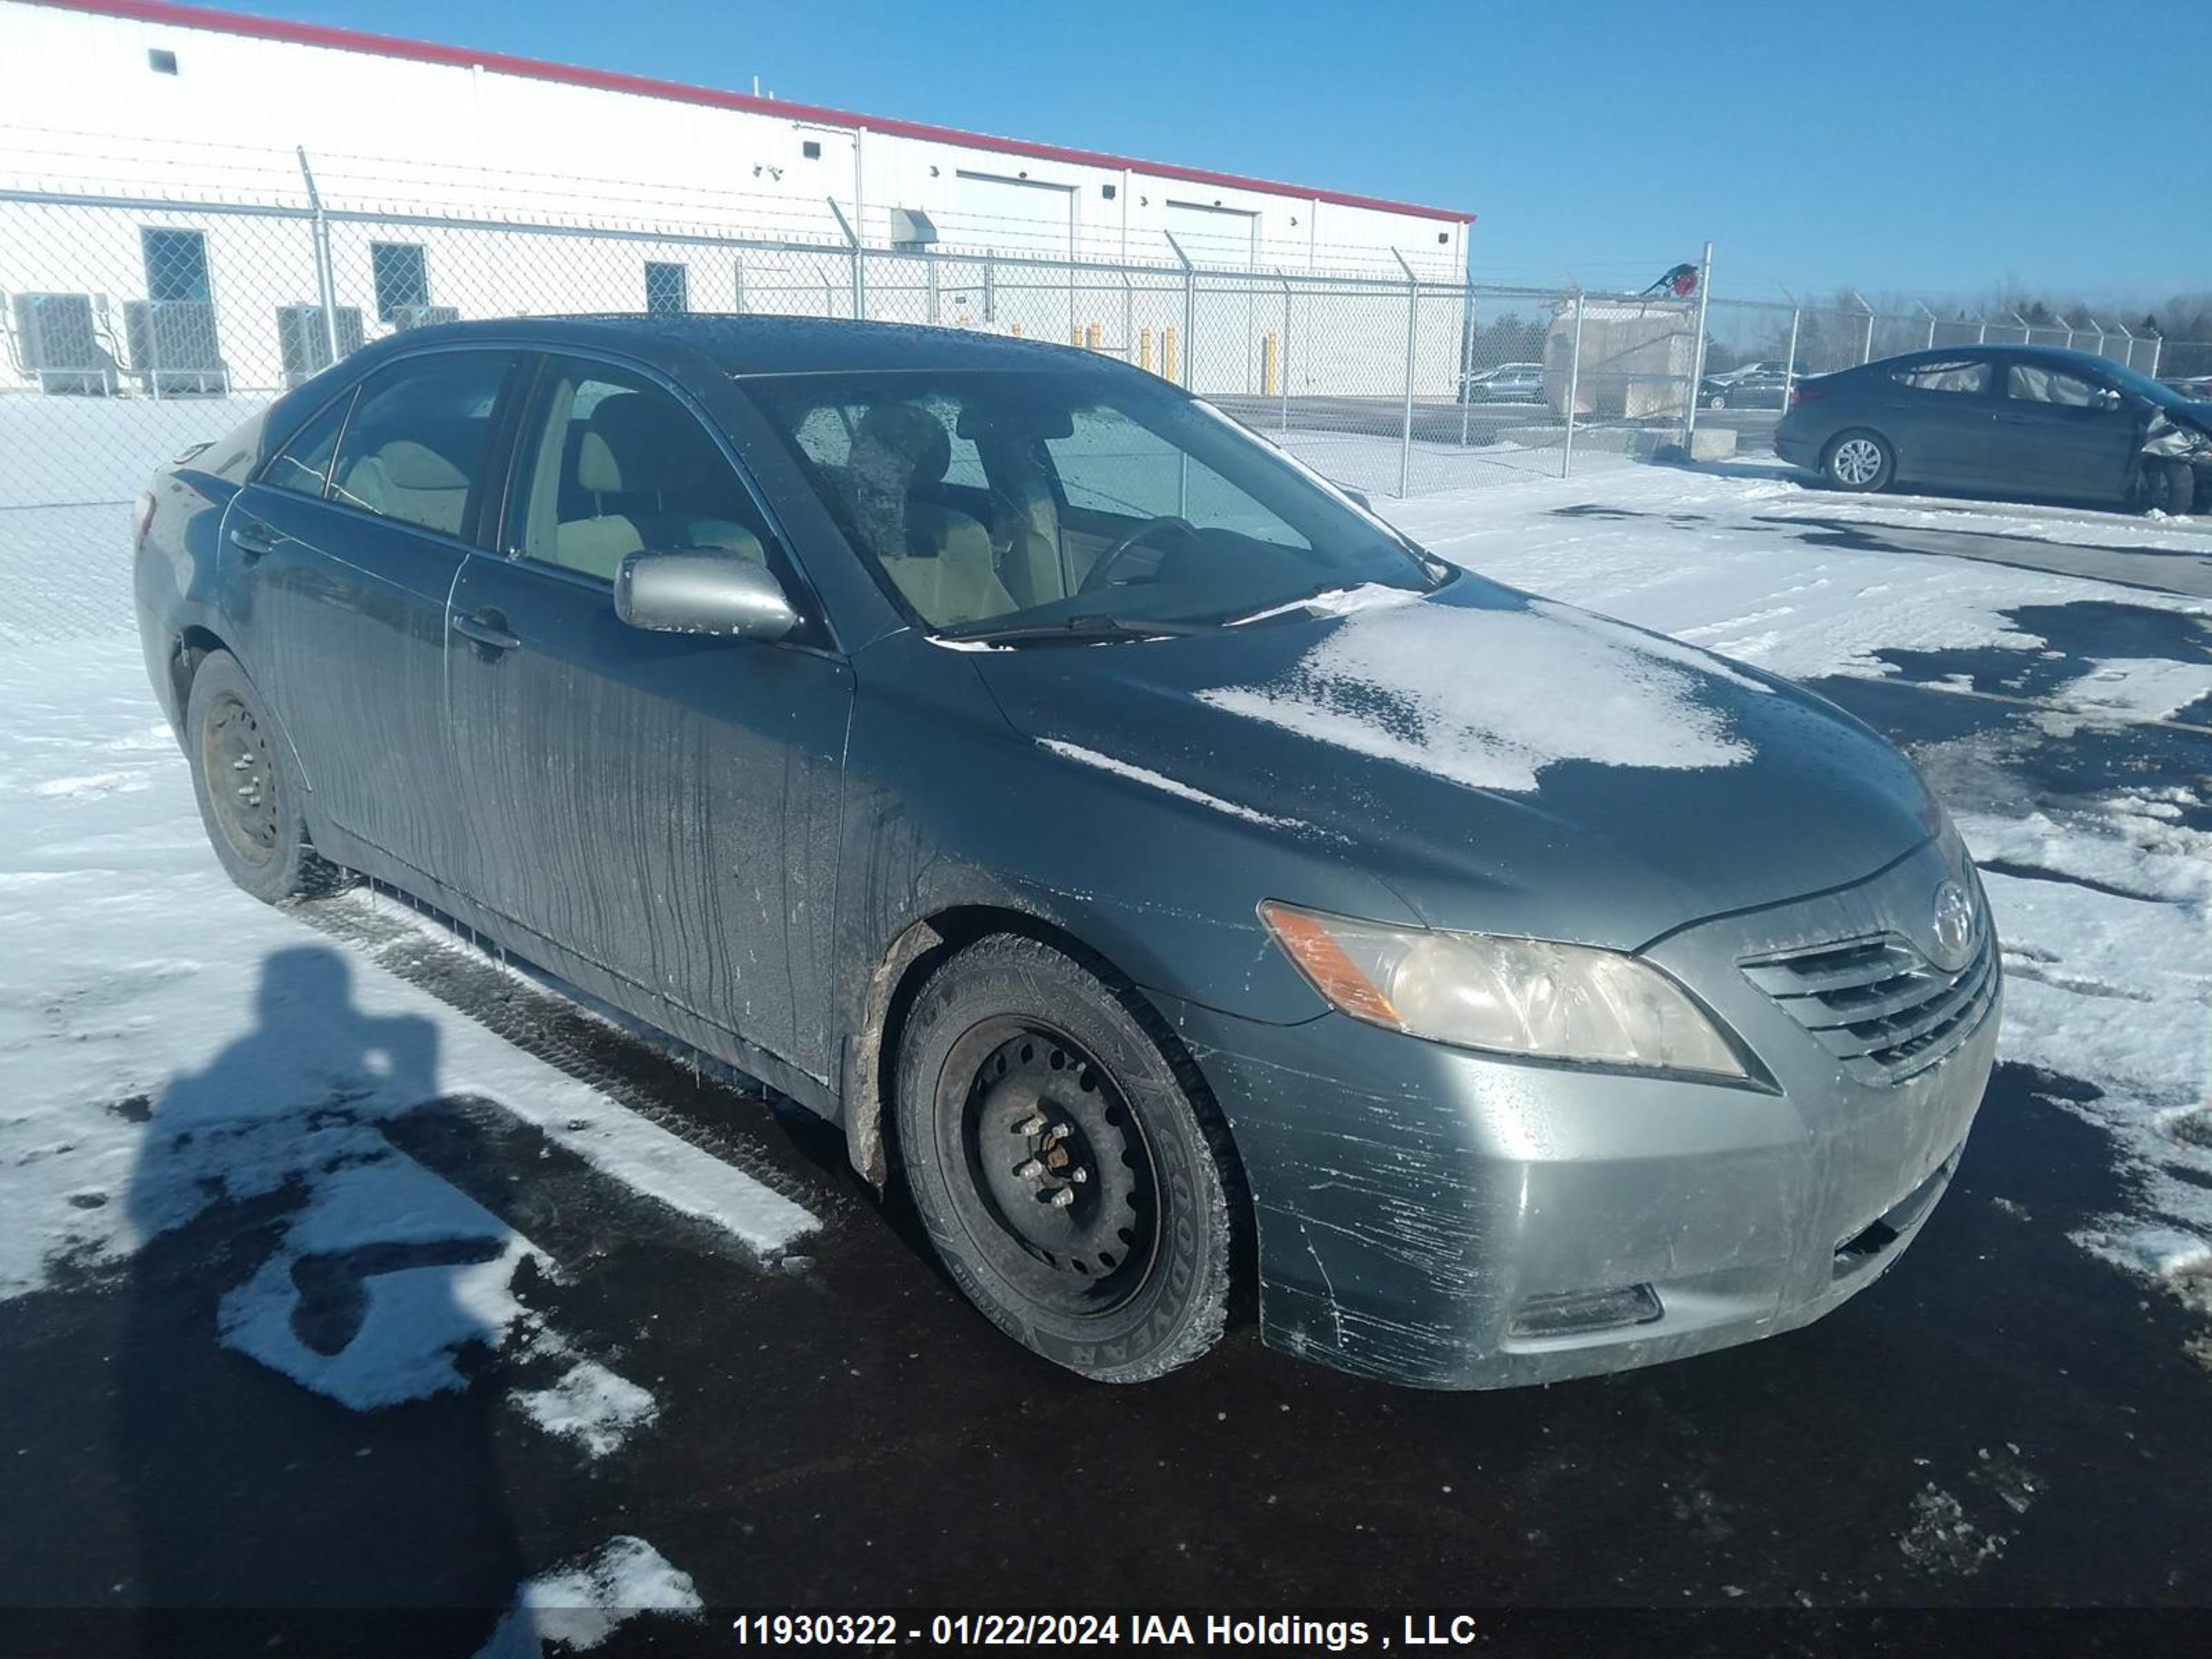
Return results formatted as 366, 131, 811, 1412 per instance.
443, 354, 852, 1083
1994, 357, 2141, 501
223, 348, 521, 881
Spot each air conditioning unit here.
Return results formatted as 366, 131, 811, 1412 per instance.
8, 292, 118, 395
388, 303, 460, 331
122, 299, 227, 396
276, 303, 366, 386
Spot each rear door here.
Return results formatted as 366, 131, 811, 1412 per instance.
223, 348, 522, 881
443, 353, 853, 1081
1994, 357, 2140, 500
1868, 355, 1997, 485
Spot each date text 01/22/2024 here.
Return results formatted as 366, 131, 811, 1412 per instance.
729, 1613, 1485, 1648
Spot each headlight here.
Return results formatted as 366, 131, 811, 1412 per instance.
1259, 900, 1747, 1080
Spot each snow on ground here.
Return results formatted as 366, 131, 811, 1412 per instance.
476, 1536, 703, 1658
0, 631, 814, 1432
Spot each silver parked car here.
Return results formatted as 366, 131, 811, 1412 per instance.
137, 317, 1997, 1389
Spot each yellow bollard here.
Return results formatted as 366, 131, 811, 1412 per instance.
1071, 324, 1082, 347
1085, 321, 1100, 350
1009, 321, 1022, 337
1263, 330, 1279, 397
1163, 326, 1178, 384
1139, 328, 1152, 373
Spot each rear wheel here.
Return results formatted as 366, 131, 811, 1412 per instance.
1823, 429, 1893, 491
894, 934, 1237, 1382
184, 650, 348, 904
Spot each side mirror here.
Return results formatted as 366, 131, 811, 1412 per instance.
1342, 487, 1372, 512
615, 550, 799, 641
2092, 386, 2124, 413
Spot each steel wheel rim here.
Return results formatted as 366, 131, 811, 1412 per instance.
937, 1017, 1160, 1318
203, 693, 281, 863
1833, 438, 1882, 485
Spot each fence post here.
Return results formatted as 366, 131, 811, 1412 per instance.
1918, 302, 1938, 350
1458, 276, 1476, 447
984, 252, 995, 325
1781, 306, 1801, 415
2115, 320, 2135, 371
926, 252, 939, 325
1165, 231, 1195, 389
1681, 240, 1715, 454
2149, 334, 2163, 378
1850, 290, 1874, 364
826, 198, 864, 319
1976, 317, 1988, 345
295, 147, 341, 371
1561, 290, 1586, 479
1279, 270, 1293, 435
1392, 249, 1420, 497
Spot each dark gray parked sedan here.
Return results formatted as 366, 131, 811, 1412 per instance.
1775, 344, 2210, 511
137, 317, 1998, 1388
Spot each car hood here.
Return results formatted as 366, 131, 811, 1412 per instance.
969, 577, 1942, 949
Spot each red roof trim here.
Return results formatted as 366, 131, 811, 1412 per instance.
31, 0, 1476, 223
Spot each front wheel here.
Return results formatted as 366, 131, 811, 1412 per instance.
894, 935, 1239, 1382
2133, 458, 2195, 516
184, 650, 348, 904
1823, 429, 1894, 491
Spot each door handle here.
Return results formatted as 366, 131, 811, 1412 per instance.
452, 610, 521, 652
229, 518, 281, 559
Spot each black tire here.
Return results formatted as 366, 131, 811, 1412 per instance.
893, 934, 1238, 1383
1822, 428, 1894, 492
2134, 458, 2195, 516
183, 650, 348, 904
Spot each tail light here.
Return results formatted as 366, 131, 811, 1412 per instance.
1789, 385, 1827, 407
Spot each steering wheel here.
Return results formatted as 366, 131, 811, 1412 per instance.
1078, 515, 1195, 595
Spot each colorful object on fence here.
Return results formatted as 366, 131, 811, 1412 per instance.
1139, 328, 1153, 373
1641, 263, 1699, 299
1263, 331, 1280, 397
1163, 326, 1178, 384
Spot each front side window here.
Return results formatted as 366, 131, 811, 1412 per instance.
370, 242, 431, 321
2007, 362, 2102, 407
328, 351, 514, 538
1889, 359, 1989, 395
513, 357, 786, 588
747, 371, 1443, 637
261, 390, 353, 499
142, 227, 210, 303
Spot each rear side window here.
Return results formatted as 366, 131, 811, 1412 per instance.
328, 352, 516, 539
2007, 363, 2101, 407
1888, 359, 1989, 395
261, 391, 353, 500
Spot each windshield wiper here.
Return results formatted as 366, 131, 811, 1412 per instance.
939, 612, 1221, 646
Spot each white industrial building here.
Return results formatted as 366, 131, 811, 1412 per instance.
0, 0, 1474, 401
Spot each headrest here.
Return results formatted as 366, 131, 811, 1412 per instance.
851, 402, 951, 487
372, 438, 469, 491
576, 392, 718, 496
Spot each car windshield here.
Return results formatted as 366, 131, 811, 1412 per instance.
743, 369, 1447, 640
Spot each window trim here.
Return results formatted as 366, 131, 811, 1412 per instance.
493, 348, 838, 652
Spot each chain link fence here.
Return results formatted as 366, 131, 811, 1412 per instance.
4, 157, 2210, 514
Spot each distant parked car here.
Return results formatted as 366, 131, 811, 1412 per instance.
1699, 362, 1801, 411
1774, 346, 2210, 513
1459, 362, 1545, 403
138, 316, 1998, 1390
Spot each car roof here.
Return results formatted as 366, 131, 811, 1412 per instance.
358, 313, 1126, 379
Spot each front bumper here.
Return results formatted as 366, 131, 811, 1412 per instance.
1156, 837, 1998, 1389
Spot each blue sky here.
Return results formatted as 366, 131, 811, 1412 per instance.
218, 0, 2197, 307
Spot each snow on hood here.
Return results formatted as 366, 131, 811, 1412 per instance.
1197, 595, 1767, 794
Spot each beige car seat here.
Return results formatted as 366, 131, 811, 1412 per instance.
333, 438, 470, 536
844, 403, 1013, 626
976, 432, 1067, 609
554, 392, 764, 581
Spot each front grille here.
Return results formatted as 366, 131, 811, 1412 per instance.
1742, 926, 1998, 1085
